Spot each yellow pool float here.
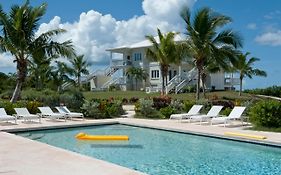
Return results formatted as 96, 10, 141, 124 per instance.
224, 132, 267, 140
75, 132, 129, 141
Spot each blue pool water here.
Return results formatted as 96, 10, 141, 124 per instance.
16, 124, 281, 175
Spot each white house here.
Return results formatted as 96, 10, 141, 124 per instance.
88, 37, 240, 93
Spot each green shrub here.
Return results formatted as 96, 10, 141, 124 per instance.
160, 106, 176, 118
183, 100, 196, 112
81, 99, 124, 119
137, 98, 158, 118
182, 85, 196, 93
245, 86, 281, 97
170, 99, 183, 113
108, 85, 120, 91
105, 100, 124, 117
0, 90, 13, 100
0, 100, 26, 115
81, 100, 103, 118
22, 89, 60, 107
221, 107, 232, 116
249, 100, 281, 128
60, 89, 84, 111
26, 101, 42, 114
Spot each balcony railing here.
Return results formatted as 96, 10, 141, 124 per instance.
224, 78, 240, 86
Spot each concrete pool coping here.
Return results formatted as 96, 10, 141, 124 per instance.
1, 118, 281, 175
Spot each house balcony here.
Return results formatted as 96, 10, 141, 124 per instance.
111, 59, 131, 68
224, 77, 240, 86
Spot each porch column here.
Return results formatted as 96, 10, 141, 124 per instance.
110, 51, 113, 67
178, 65, 182, 81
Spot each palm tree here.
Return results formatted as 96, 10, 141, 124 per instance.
50, 61, 74, 92
201, 62, 221, 96
0, 2, 74, 102
146, 29, 178, 94
234, 52, 267, 96
180, 7, 243, 100
69, 55, 90, 87
126, 67, 148, 90
28, 49, 57, 90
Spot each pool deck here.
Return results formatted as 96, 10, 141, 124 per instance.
1, 118, 281, 175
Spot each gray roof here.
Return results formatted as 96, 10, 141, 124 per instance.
107, 35, 185, 53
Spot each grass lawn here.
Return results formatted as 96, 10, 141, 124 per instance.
83, 90, 254, 101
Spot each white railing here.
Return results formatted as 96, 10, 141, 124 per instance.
101, 76, 126, 89
61, 82, 73, 90
225, 78, 240, 86
175, 79, 188, 94
175, 68, 197, 94
165, 75, 180, 94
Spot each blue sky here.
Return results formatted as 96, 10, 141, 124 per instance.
0, 0, 281, 89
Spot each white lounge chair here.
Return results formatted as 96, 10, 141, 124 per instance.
170, 105, 203, 120
189, 105, 224, 124
55, 106, 84, 120
0, 108, 17, 124
14, 108, 41, 123
211, 106, 246, 127
38, 107, 66, 121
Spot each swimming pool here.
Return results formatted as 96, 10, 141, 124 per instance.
16, 124, 281, 175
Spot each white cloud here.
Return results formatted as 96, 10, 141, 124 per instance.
264, 10, 281, 20
255, 30, 281, 46
0, 53, 15, 68
36, 0, 196, 67
246, 23, 257, 30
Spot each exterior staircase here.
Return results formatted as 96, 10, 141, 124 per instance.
62, 59, 128, 90
165, 67, 197, 94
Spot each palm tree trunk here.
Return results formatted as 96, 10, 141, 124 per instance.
196, 68, 201, 101
10, 60, 27, 103
160, 67, 165, 95
201, 73, 206, 98
202, 82, 206, 98
135, 78, 138, 91
78, 75, 81, 87
161, 75, 165, 95
239, 77, 243, 96
10, 81, 23, 103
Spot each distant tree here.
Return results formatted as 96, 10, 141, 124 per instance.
234, 52, 267, 96
180, 7, 242, 100
0, 2, 75, 102
126, 67, 148, 90
69, 55, 90, 87
146, 29, 178, 94
50, 61, 74, 92
28, 49, 57, 90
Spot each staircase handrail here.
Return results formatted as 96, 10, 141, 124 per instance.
175, 67, 198, 93
101, 76, 125, 89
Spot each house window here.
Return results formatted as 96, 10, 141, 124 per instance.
134, 53, 142, 61
151, 70, 160, 79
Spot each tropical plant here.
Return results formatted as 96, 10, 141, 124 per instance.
137, 98, 157, 117
126, 67, 148, 90
50, 61, 74, 92
0, 2, 75, 102
146, 29, 178, 94
180, 7, 243, 100
28, 51, 55, 90
233, 52, 267, 96
249, 100, 281, 128
69, 54, 90, 87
